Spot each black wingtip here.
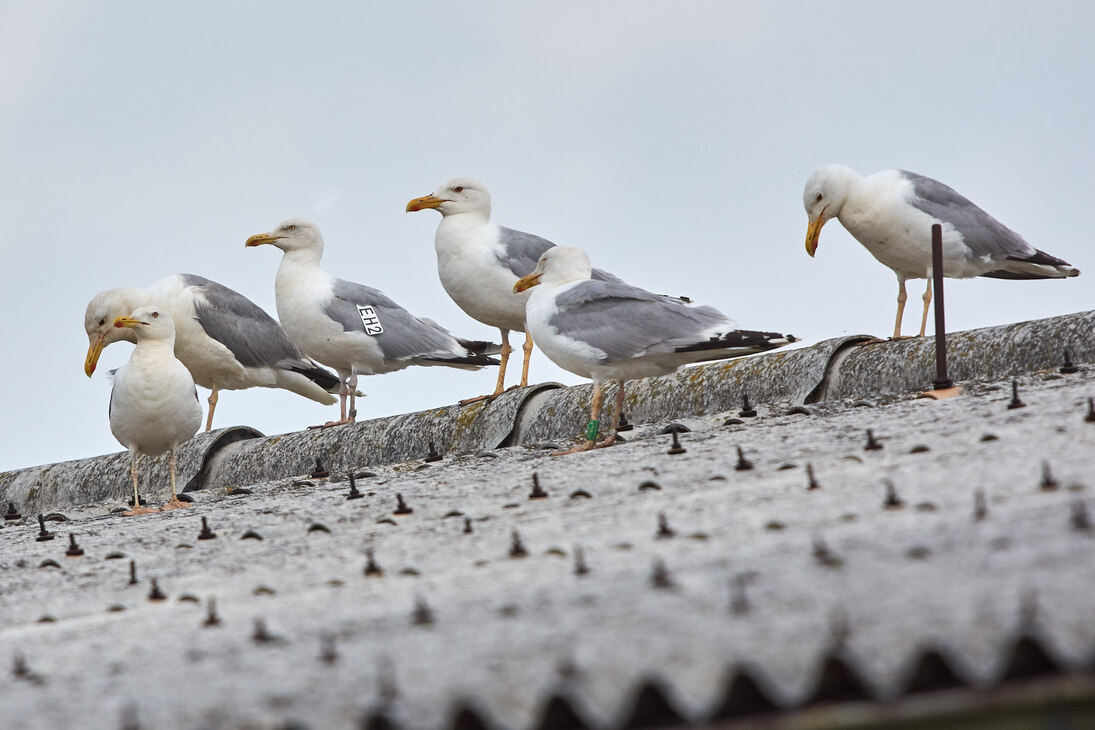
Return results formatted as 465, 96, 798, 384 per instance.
674, 329, 795, 356
457, 338, 504, 356
423, 354, 501, 368
982, 248, 1080, 279
293, 364, 341, 391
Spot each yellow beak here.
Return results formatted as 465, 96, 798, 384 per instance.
113, 315, 144, 329
406, 194, 445, 213
84, 332, 107, 377
513, 272, 542, 293
245, 232, 282, 247
805, 214, 827, 257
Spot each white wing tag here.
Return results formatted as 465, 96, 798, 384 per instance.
357, 305, 384, 335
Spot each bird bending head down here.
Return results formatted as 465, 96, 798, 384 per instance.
515, 246, 795, 455
801, 164, 1080, 339
84, 275, 339, 431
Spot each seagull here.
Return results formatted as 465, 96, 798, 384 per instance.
85, 274, 340, 431
406, 178, 620, 402
108, 306, 203, 514
245, 218, 499, 426
803, 165, 1080, 338
514, 246, 795, 454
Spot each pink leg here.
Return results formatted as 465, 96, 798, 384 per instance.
554, 382, 604, 455
460, 329, 511, 405
204, 388, 218, 432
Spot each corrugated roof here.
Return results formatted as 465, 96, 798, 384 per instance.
1, 311, 1093, 729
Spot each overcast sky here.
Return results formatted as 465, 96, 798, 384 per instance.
2, 1, 1092, 471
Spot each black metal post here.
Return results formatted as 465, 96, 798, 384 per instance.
931, 223, 953, 389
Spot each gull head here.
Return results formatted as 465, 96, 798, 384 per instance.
113, 305, 176, 343
803, 164, 856, 257
85, 289, 137, 377
245, 218, 324, 255
514, 246, 593, 293
406, 177, 491, 218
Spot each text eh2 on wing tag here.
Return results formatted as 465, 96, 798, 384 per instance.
357, 305, 384, 336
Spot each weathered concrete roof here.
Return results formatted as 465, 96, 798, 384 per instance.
1, 311, 1094, 729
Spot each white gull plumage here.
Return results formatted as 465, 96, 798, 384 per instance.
108, 306, 203, 514
406, 178, 619, 401
514, 246, 795, 453
803, 164, 1080, 338
245, 219, 499, 426
85, 274, 339, 431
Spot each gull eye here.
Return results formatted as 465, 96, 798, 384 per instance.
150, 311, 159, 319
286, 224, 297, 231
453, 186, 464, 193
98, 318, 106, 327
814, 192, 823, 203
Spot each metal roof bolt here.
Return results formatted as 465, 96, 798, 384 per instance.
1071, 501, 1091, 532
147, 578, 166, 602
393, 493, 413, 515
883, 480, 905, 509
311, 458, 330, 479
364, 547, 384, 577
650, 558, 675, 589
656, 512, 676, 539
573, 547, 590, 576
11, 656, 36, 687
35, 514, 55, 542
734, 446, 754, 471
411, 596, 435, 626
128, 560, 138, 586
424, 442, 443, 463
463, 517, 473, 534
197, 516, 216, 540
739, 392, 757, 418
4, 502, 21, 521
345, 473, 363, 501
252, 618, 275, 643
806, 463, 821, 491
203, 598, 221, 628
528, 472, 548, 499
973, 489, 988, 521
667, 430, 687, 455
508, 529, 528, 558
1085, 398, 1095, 424
1007, 379, 1026, 410
812, 535, 844, 569
730, 574, 750, 615
864, 429, 883, 451
1039, 461, 1059, 491
320, 635, 338, 664
1060, 350, 1079, 374
65, 533, 84, 557
616, 412, 634, 432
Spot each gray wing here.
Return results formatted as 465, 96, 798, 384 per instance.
901, 171, 1036, 259
550, 280, 732, 363
495, 226, 620, 282
324, 278, 465, 361
183, 275, 315, 369
494, 227, 556, 277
